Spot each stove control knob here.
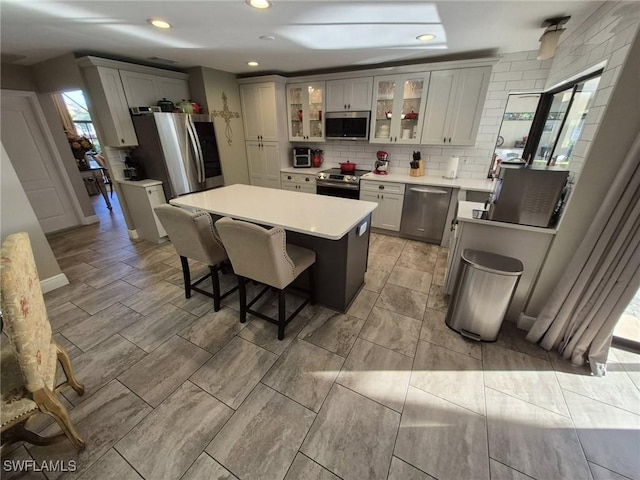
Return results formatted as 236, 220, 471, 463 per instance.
346, 176, 352, 181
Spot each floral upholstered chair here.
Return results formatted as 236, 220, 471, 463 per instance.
1, 233, 85, 449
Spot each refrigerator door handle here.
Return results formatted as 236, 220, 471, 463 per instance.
190, 116, 206, 184
186, 115, 203, 183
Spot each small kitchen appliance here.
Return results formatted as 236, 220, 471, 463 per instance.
325, 111, 370, 140
293, 147, 312, 168
374, 151, 389, 175
312, 149, 324, 168
488, 165, 569, 227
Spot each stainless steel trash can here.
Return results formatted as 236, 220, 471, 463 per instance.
445, 249, 523, 341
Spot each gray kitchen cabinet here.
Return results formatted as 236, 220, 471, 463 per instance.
118, 180, 168, 243
370, 72, 430, 144
280, 172, 316, 193
326, 77, 373, 112
120, 70, 191, 108
240, 82, 281, 142
82, 66, 138, 147
286, 81, 325, 142
445, 202, 555, 322
421, 66, 491, 146
360, 180, 405, 231
246, 141, 281, 189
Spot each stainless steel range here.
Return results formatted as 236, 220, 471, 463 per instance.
316, 168, 371, 199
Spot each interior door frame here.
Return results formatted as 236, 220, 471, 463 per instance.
2, 89, 86, 227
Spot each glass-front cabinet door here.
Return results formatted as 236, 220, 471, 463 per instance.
371, 73, 430, 144
287, 82, 325, 142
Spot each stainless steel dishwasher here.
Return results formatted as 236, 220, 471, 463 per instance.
400, 185, 453, 244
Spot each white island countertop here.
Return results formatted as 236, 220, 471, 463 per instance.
170, 184, 377, 240
361, 172, 496, 193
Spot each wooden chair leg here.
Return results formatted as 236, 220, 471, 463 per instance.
278, 289, 286, 340
2, 422, 64, 447
32, 389, 85, 450
210, 265, 221, 312
55, 343, 84, 396
238, 276, 247, 323
181, 256, 191, 298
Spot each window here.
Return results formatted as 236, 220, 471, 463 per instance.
523, 71, 602, 168
60, 90, 101, 153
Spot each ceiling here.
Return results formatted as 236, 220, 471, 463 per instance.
1, 1, 604, 75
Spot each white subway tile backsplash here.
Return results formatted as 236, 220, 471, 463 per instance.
501, 51, 532, 62
487, 81, 507, 91
493, 71, 525, 82
493, 62, 511, 72
504, 79, 538, 90
522, 69, 551, 80
509, 59, 546, 71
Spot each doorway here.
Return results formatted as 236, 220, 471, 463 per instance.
1, 90, 81, 233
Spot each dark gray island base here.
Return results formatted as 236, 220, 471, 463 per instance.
169, 185, 378, 314
288, 213, 371, 312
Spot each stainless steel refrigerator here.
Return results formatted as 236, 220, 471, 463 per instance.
131, 113, 224, 201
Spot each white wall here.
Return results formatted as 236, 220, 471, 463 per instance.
189, 66, 250, 185
1, 143, 67, 288
526, 4, 640, 316
544, 1, 640, 178
319, 52, 552, 178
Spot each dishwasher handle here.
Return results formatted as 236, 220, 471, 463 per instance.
410, 187, 449, 194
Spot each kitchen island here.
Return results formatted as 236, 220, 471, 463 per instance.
170, 184, 377, 311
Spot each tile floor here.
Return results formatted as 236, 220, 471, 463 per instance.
3, 194, 640, 480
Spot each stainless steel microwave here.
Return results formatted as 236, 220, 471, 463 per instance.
325, 111, 370, 140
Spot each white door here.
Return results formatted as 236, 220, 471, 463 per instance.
262, 142, 282, 189
1, 93, 79, 233
245, 141, 265, 186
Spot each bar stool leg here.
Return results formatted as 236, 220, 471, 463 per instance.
180, 256, 191, 298
238, 276, 247, 323
278, 289, 286, 340
308, 264, 316, 306
210, 265, 221, 312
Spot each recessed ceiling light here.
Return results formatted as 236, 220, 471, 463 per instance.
247, 61, 259, 67
259, 35, 276, 41
416, 33, 436, 42
148, 18, 171, 29
246, 0, 272, 9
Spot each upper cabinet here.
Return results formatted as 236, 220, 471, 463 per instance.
326, 77, 373, 112
239, 82, 280, 142
370, 73, 431, 145
286, 81, 325, 142
421, 66, 491, 146
120, 70, 190, 107
82, 66, 138, 147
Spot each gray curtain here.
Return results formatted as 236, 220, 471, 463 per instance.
526, 132, 640, 376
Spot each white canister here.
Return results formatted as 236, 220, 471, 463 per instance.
445, 156, 459, 179
402, 128, 411, 139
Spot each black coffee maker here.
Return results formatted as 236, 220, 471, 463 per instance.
123, 156, 144, 181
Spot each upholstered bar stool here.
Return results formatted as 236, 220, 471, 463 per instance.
154, 205, 237, 311
215, 217, 316, 340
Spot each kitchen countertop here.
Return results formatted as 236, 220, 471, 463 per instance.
361, 172, 496, 192
280, 167, 326, 174
170, 184, 377, 240
457, 201, 557, 234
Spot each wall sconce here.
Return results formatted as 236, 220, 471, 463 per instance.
537, 16, 571, 61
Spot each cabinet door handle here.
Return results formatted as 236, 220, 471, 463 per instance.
443, 137, 446, 143
305, 178, 309, 182
378, 185, 384, 190
347, 104, 351, 109
121, 138, 125, 144
448, 137, 452, 143
344, 104, 347, 109
287, 176, 292, 180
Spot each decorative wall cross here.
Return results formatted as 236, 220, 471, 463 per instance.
211, 92, 240, 146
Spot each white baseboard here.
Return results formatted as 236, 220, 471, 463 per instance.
128, 229, 139, 240
40, 273, 69, 294
82, 215, 99, 225
517, 313, 536, 331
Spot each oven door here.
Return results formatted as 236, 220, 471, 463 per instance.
316, 180, 360, 199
